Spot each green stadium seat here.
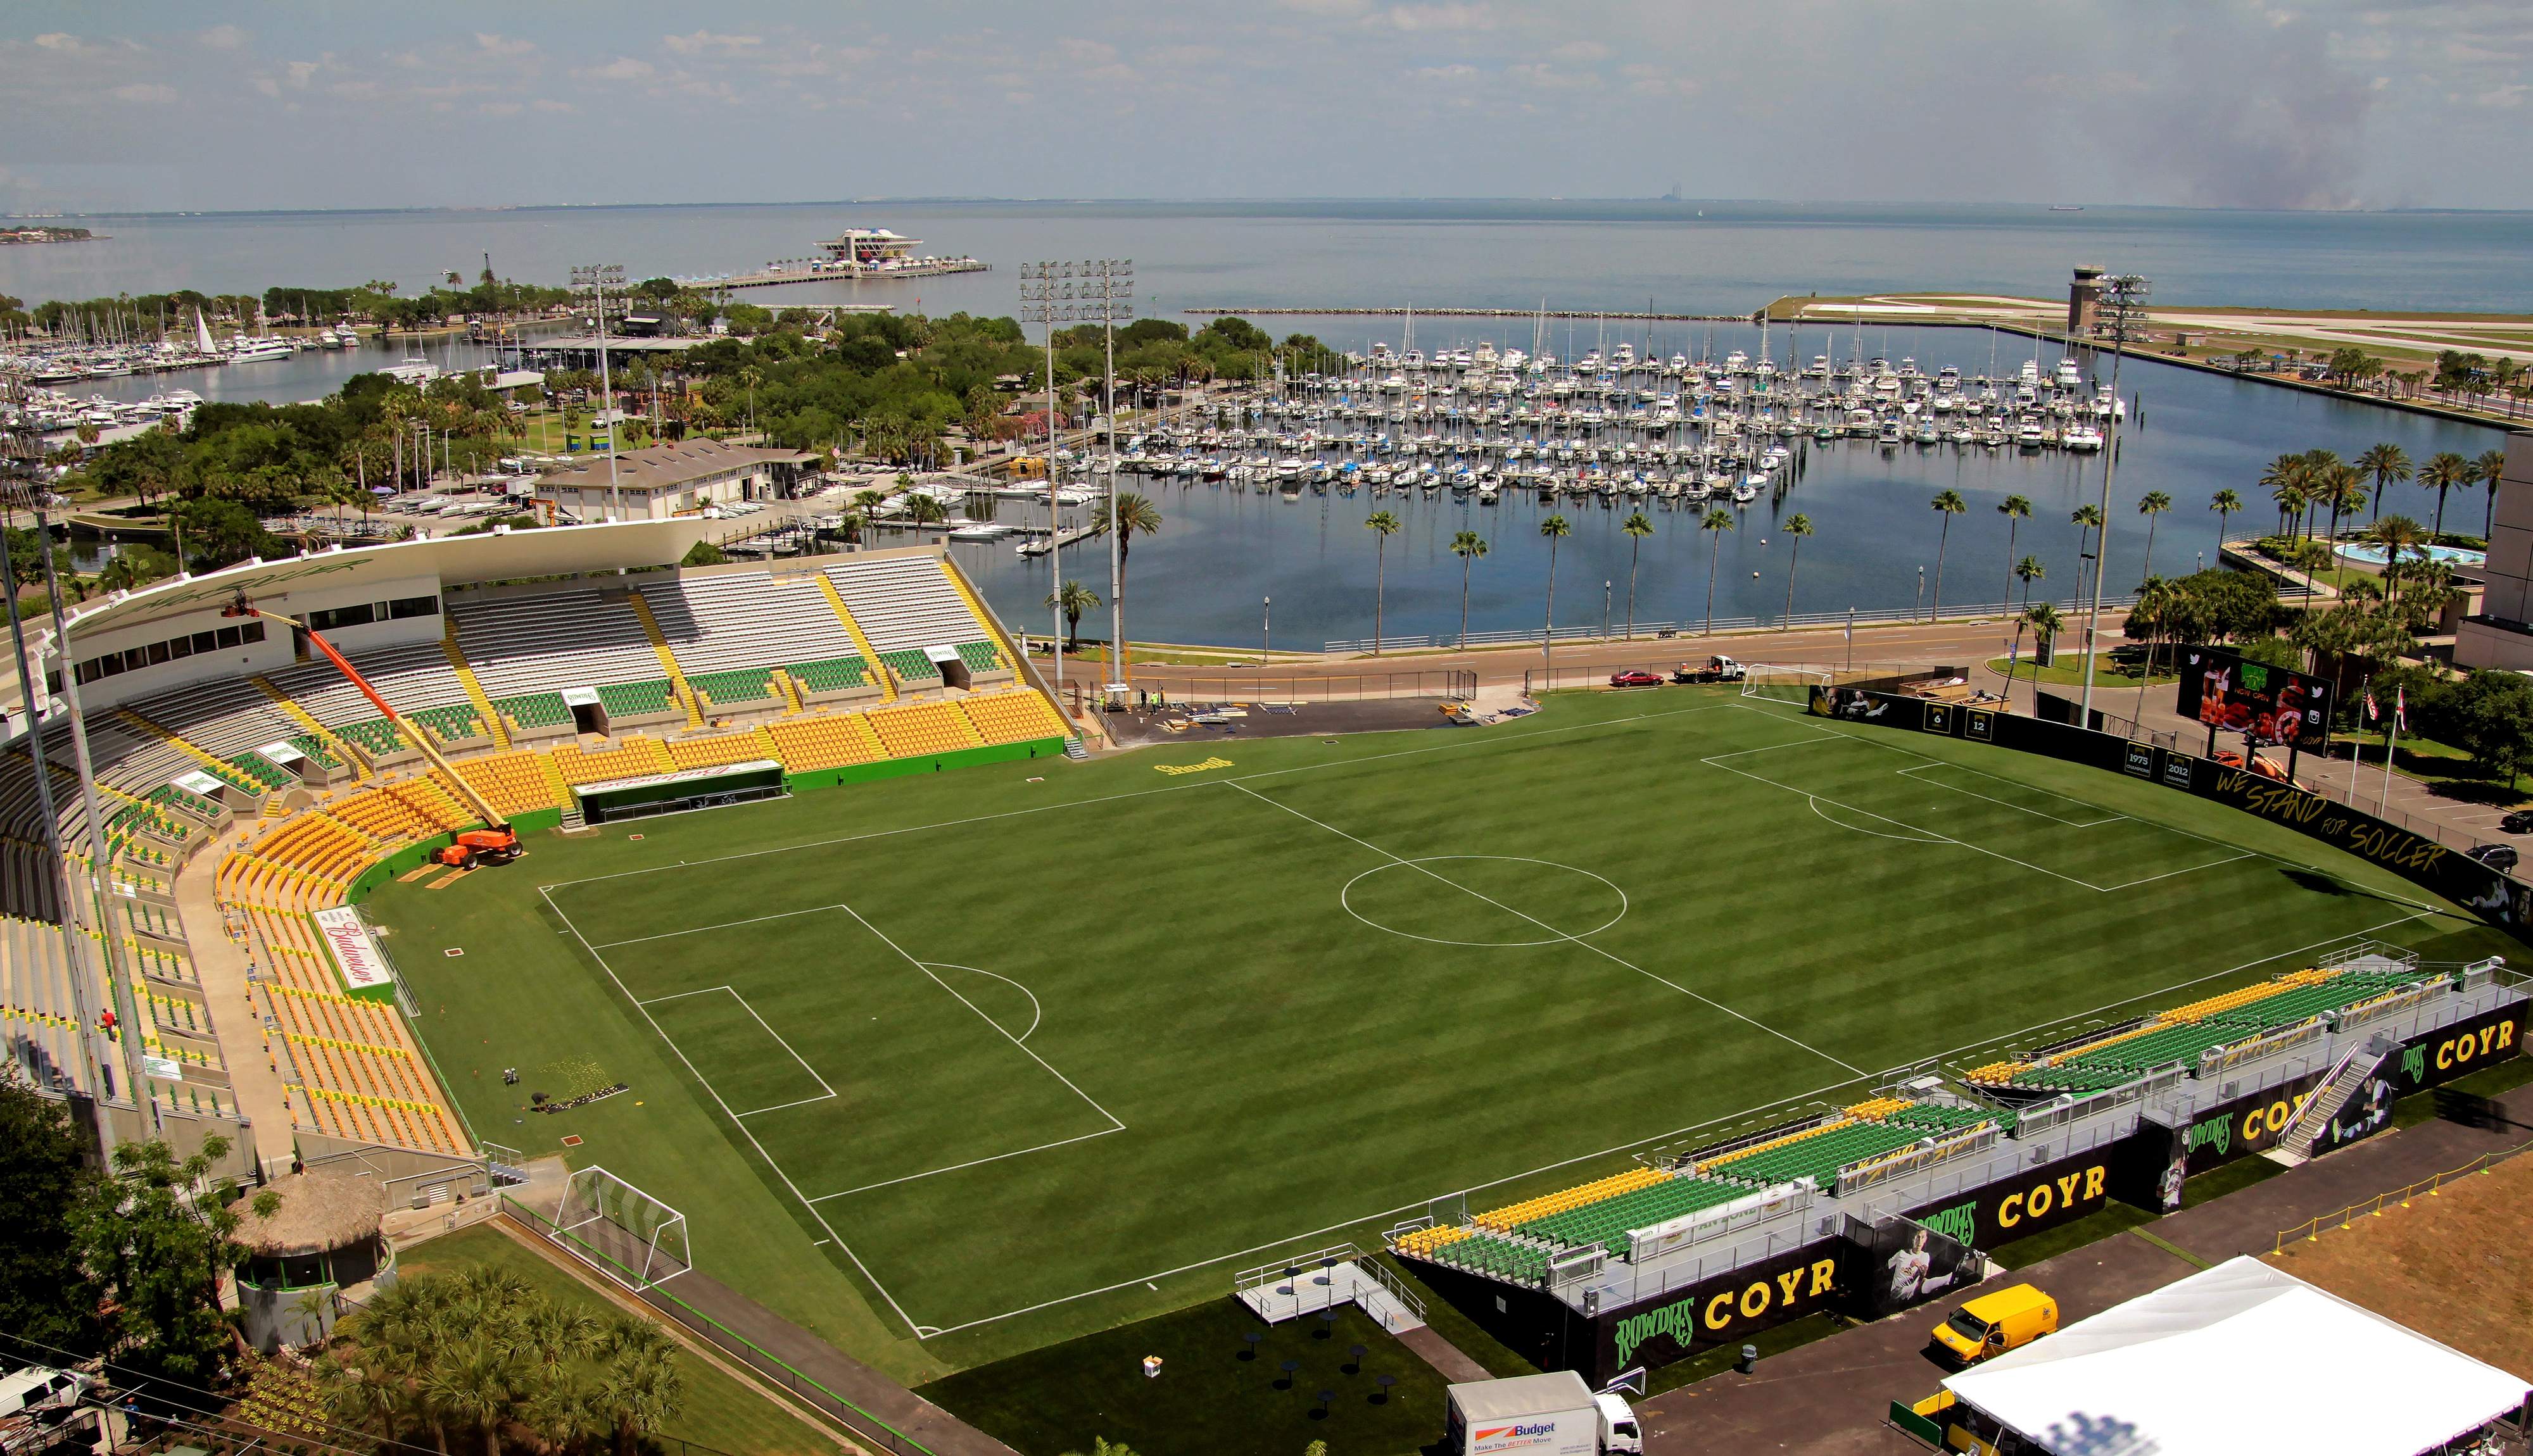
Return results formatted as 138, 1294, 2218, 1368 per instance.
405, 703, 484, 744
287, 735, 339, 770
595, 680, 676, 717
686, 668, 778, 706
333, 717, 408, 756
955, 640, 1004, 674
493, 693, 572, 729
878, 648, 940, 684
788, 656, 870, 694
224, 754, 295, 792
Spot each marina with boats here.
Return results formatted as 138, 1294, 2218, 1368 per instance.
1058, 324, 2119, 519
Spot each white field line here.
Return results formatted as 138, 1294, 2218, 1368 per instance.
1895, 762, 2125, 828
1222, 779, 1867, 1077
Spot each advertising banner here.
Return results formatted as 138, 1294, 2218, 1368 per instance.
1901, 1145, 2114, 1251
2175, 646, 2334, 748
1592, 1242, 1845, 1381
2312, 1002, 2527, 1156
312, 905, 395, 992
1845, 1214, 1982, 1319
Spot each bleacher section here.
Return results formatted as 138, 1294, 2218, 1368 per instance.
446, 589, 666, 700
866, 700, 985, 759
1, 549, 1057, 1163
643, 571, 856, 675
1966, 965, 2434, 1094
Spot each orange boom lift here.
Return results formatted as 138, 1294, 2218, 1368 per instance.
224, 592, 523, 869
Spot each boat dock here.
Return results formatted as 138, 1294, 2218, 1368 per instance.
1018, 522, 1106, 558
686, 259, 990, 291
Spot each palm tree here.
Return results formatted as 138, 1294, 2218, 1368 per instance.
2320, 464, 2366, 580
904, 493, 949, 528
2014, 555, 2045, 615
1997, 494, 2033, 606
2023, 601, 2064, 677
1924, 489, 1966, 620
2475, 448, 2508, 541
2261, 453, 2308, 539
324, 473, 367, 532
2358, 442, 2410, 521
1363, 510, 1402, 653
2210, 487, 2242, 563
1698, 506, 1735, 635
1538, 513, 1571, 666
1619, 510, 1653, 639
424, 1340, 513, 1456
1781, 512, 1813, 628
2070, 503, 2104, 608
1090, 491, 1162, 657
598, 1319, 683, 1456
1046, 581, 1100, 650
1450, 530, 1488, 648
2421, 450, 2470, 540
2134, 490, 2172, 584
2368, 515, 2426, 610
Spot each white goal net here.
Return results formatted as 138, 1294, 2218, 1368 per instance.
1741, 664, 1834, 705
554, 1166, 692, 1290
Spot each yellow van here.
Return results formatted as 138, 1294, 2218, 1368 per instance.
1932, 1284, 2057, 1365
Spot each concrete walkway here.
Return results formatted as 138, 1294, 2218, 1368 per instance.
174, 841, 298, 1179
1398, 1326, 1494, 1384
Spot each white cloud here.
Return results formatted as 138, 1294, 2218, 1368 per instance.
1379, 3, 1498, 32
111, 82, 177, 104
474, 33, 536, 58
200, 25, 246, 51
32, 33, 81, 52
584, 56, 655, 82
664, 30, 764, 56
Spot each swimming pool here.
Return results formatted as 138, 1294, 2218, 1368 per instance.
2334, 541, 2486, 568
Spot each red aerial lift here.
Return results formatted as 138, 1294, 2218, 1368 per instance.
225, 592, 522, 869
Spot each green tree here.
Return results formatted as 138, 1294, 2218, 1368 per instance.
1997, 494, 2032, 607
2014, 554, 2045, 613
1363, 510, 1403, 653
1926, 489, 1967, 619
2420, 450, 2470, 540
1619, 511, 1653, 639
1780, 512, 1813, 629
2474, 448, 2508, 541
904, 493, 951, 527
679, 540, 728, 567
2210, 487, 2242, 562
1450, 530, 1489, 650
1698, 506, 1735, 636
2419, 670, 2533, 789
2134, 490, 2173, 584
177, 497, 282, 572
2069, 503, 2104, 608
1539, 513, 1572, 663
597, 1316, 683, 1456
0, 1072, 98, 1355
1047, 580, 1101, 650
73, 1136, 243, 1388
2357, 442, 2410, 522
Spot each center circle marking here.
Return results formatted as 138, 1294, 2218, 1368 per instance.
1340, 855, 1629, 947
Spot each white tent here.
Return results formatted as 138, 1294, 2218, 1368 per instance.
1944, 1256, 2527, 1456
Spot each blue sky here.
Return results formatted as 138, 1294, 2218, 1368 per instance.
2, 1, 2525, 213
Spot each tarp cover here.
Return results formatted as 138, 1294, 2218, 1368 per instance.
1944, 1256, 2526, 1456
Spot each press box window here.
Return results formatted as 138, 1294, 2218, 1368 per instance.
388, 595, 439, 620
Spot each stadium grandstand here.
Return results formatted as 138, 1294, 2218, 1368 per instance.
0, 520, 1071, 1176
1390, 951, 2520, 1382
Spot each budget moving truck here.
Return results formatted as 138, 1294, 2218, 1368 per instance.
1446, 1372, 1641, 1456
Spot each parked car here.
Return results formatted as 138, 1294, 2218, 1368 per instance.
1672, 655, 1746, 684
1608, 670, 1664, 689
2501, 810, 2533, 836
2466, 843, 2520, 873
1931, 1284, 2058, 1366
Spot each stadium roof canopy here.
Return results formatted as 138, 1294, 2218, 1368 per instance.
1943, 1256, 2528, 1456
48, 517, 720, 647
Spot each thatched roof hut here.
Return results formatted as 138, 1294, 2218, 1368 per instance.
235, 1173, 387, 1258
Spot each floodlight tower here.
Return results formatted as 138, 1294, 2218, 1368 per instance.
2078, 272, 2150, 728
571, 264, 628, 522
1081, 260, 1134, 689
1018, 263, 1078, 700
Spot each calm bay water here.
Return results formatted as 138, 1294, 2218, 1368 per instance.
9, 201, 2519, 647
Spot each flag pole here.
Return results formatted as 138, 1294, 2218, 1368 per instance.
2378, 689, 2401, 817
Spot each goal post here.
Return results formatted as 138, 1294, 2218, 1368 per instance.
1741, 664, 1834, 705
553, 1166, 692, 1291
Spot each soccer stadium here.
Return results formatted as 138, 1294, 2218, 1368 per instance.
3, 513, 2527, 1455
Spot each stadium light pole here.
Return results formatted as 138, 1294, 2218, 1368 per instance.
1079, 259, 1134, 693
1019, 263, 1078, 705
2078, 273, 2149, 729
571, 264, 627, 522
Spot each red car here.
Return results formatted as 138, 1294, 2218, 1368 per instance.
1610, 670, 1664, 688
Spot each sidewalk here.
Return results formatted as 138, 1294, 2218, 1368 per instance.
1638, 1081, 2533, 1455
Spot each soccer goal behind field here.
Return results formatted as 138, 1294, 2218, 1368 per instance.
1741, 664, 1834, 705
553, 1166, 692, 1291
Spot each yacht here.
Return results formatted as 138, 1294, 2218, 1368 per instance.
228, 337, 293, 363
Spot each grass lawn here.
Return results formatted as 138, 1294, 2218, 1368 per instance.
2329, 729, 2530, 808
365, 689, 2511, 1381
395, 1224, 844, 1456
1986, 654, 2177, 689
916, 1299, 1446, 1456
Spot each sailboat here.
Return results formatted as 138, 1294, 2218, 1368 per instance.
192, 307, 217, 356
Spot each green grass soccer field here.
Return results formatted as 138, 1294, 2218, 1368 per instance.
369, 689, 2511, 1378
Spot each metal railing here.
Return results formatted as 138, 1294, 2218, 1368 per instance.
2271, 1138, 2533, 1254
1111, 669, 1477, 703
